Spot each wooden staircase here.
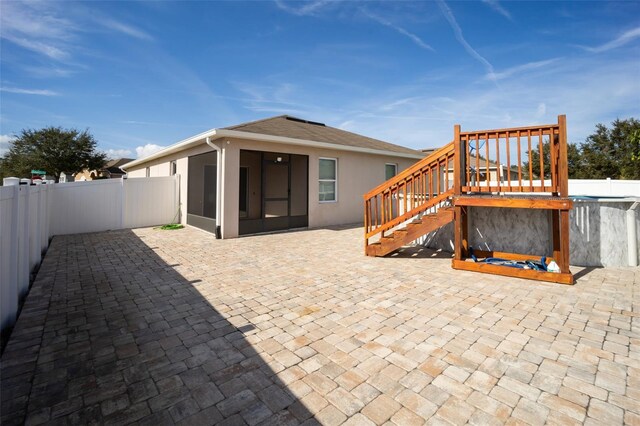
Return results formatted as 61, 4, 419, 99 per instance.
363, 115, 574, 285
365, 206, 454, 256
364, 142, 456, 257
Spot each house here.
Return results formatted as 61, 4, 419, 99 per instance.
464, 156, 519, 184
74, 158, 133, 181
122, 115, 424, 238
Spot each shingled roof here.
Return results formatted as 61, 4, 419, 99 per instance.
122, 115, 423, 170
224, 115, 422, 156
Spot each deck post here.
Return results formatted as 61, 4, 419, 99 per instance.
557, 115, 569, 197
453, 124, 462, 196
557, 115, 570, 274
453, 124, 468, 261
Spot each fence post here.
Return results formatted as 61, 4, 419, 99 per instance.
175, 174, 181, 224
7, 184, 20, 328
17, 185, 30, 302
31, 185, 42, 271
120, 177, 126, 229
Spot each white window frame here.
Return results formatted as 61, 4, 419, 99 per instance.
385, 163, 398, 180
318, 157, 338, 203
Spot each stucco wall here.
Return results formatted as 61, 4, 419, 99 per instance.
220, 137, 416, 238
420, 200, 640, 267
125, 137, 418, 238
126, 144, 214, 229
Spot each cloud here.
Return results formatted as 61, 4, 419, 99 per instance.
274, 0, 330, 16
106, 148, 133, 159
437, 0, 495, 79
581, 27, 640, 53
361, 9, 434, 51
0, 2, 153, 64
3, 37, 70, 60
536, 102, 546, 118
0, 134, 16, 156
136, 144, 165, 159
327, 53, 639, 150
379, 97, 421, 112
0, 1, 76, 60
23, 66, 76, 78
481, 0, 512, 21
1, 87, 59, 96
487, 58, 559, 81
102, 20, 153, 41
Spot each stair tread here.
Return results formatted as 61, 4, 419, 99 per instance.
368, 207, 455, 257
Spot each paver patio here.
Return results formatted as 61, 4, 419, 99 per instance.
1, 225, 638, 425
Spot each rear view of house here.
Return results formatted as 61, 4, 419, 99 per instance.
122, 116, 423, 238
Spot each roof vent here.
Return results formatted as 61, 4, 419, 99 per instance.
285, 116, 326, 126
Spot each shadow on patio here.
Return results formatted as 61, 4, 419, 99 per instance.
0, 229, 315, 425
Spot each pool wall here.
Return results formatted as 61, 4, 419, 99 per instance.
419, 198, 640, 267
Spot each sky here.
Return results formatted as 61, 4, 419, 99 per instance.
1, 0, 639, 160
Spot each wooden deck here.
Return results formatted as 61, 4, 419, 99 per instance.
364, 115, 573, 285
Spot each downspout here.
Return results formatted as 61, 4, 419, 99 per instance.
628, 200, 639, 267
206, 137, 223, 239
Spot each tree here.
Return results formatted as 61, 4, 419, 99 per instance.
523, 118, 639, 180
523, 140, 583, 179
580, 118, 640, 180
0, 127, 106, 183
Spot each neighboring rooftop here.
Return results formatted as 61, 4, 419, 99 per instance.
105, 158, 135, 169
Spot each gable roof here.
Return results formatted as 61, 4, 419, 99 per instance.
224, 115, 421, 156
122, 115, 423, 170
105, 158, 134, 169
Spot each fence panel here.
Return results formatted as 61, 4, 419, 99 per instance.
124, 176, 179, 229
0, 186, 19, 332
51, 179, 123, 235
17, 187, 30, 303
2, 176, 179, 338
569, 179, 640, 197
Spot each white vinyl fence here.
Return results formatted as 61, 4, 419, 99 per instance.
568, 179, 640, 197
0, 176, 179, 335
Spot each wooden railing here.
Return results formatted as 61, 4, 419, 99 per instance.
363, 115, 569, 250
364, 142, 455, 244
457, 115, 568, 196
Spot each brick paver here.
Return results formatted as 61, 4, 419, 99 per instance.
1, 225, 638, 425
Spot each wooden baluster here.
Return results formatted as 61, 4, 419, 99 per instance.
496, 132, 501, 193
383, 192, 388, 225
528, 129, 533, 191
485, 132, 490, 192
465, 136, 470, 191
475, 134, 480, 191
403, 181, 407, 216
517, 130, 523, 191
394, 187, 398, 219
436, 161, 440, 196
374, 195, 379, 229
506, 131, 511, 192
539, 128, 544, 189
550, 126, 557, 193
413, 174, 420, 209
447, 157, 451, 191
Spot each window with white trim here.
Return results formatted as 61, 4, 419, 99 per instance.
385, 163, 397, 180
319, 158, 337, 202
